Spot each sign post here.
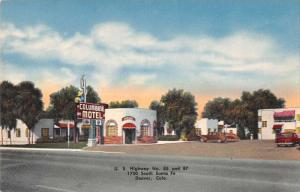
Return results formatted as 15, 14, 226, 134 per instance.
67, 121, 70, 148
76, 102, 108, 147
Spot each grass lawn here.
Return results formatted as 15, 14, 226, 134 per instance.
1, 142, 87, 149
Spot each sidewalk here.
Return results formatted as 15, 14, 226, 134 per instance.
0, 147, 82, 152
94, 140, 188, 147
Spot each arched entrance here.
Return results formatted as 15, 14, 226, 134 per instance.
123, 123, 136, 144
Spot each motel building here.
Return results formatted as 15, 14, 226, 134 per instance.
194, 118, 237, 136
0, 108, 157, 145
258, 107, 300, 140
103, 108, 157, 144
0, 119, 54, 145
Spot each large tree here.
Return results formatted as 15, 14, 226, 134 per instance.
240, 89, 285, 139
109, 100, 138, 108
86, 85, 101, 103
47, 85, 101, 120
47, 85, 101, 142
202, 89, 285, 139
0, 81, 17, 144
161, 89, 197, 137
149, 100, 166, 136
15, 81, 44, 144
202, 97, 232, 123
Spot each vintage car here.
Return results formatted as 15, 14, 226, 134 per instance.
225, 133, 240, 142
201, 132, 239, 143
275, 132, 300, 147
201, 132, 226, 143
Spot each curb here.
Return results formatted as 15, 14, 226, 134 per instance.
0, 147, 83, 152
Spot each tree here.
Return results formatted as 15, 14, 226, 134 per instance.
48, 85, 79, 121
161, 89, 197, 137
149, 100, 166, 136
109, 100, 138, 108
0, 81, 17, 144
47, 85, 101, 120
15, 81, 44, 144
202, 89, 285, 139
47, 85, 101, 142
240, 89, 285, 139
86, 86, 101, 103
202, 97, 232, 124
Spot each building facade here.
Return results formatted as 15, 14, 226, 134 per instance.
0, 119, 54, 145
194, 118, 237, 136
195, 118, 218, 136
258, 107, 300, 140
103, 108, 157, 144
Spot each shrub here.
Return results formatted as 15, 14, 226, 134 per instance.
179, 133, 187, 141
187, 129, 200, 141
158, 135, 179, 141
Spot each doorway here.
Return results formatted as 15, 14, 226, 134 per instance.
124, 129, 135, 144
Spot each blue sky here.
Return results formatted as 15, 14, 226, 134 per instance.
1, 0, 299, 110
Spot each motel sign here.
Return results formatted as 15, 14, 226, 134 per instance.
76, 102, 108, 120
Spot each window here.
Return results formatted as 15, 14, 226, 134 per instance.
7, 130, 11, 139
195, 128, 201, 136
141, 119, 150, 136
41, 128, 49, 138
16, 129, 21, 137
262, 121, 267, 127
25, 128, 29, 137
106, 120, 118, 136
258, 116, 262, 122
55, 128, 60, 136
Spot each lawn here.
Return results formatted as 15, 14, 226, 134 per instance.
1, 142, 87, 149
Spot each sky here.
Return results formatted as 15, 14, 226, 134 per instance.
1, 0, 299, 116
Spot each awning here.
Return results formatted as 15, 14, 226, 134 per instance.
274, 110, 295, 118
58, 123, 75, 129
81, 124, 91, 129
272, 124, 283, 129
123, 123, 136, 129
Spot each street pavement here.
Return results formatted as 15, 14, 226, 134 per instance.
1, 149, 300, 192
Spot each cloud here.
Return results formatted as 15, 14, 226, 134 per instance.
0, 22, 298, 90
0, 62, 27, 83
126, 74, 157, 86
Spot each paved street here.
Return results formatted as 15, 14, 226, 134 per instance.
1, 149, 300, 192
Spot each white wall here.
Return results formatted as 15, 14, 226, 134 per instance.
33, 119, 54, 141
0, 119, 54, 145
258, 107, 300, 140
195, 118, 218, 135
0, 119, 28, 145
104, 108, 156, 142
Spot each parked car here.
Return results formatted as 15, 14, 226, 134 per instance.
201, 132, 240, 143
275, 132, 300, 147
225, 133, 240, 142
201, 132, 226, 143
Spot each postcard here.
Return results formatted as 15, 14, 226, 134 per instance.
1, 1, 299, 192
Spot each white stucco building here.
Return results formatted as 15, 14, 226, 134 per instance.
0, 119, 54, 145
103, 108, 157, 144
194, 118, 237, 136
194, 118, 218, 135
258, 107, 300, 140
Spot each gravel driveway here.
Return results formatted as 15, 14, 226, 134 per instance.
85, 140, 300, 160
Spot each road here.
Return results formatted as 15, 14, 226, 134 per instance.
1, 149, 300, 192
